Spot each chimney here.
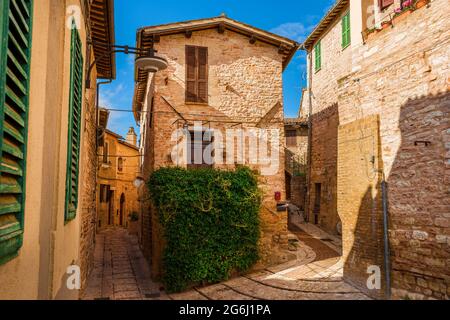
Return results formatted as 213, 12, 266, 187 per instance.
126, 127, 137, 147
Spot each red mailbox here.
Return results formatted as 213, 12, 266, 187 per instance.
274, 192, 282, 202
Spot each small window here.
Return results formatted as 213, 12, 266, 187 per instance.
103, 142, 109, 164
342, 12, 351, 49
187, 131, 214, 169
314, 41, 321, 72
379, 0, 394, 11
286, 130, 297, 147
118, 157, 123, 172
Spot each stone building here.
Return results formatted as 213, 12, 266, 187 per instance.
132, 15, 300, 278
0, 0, 115, 299
301, 0, 449, 299
284, 118, 308, 211
97, 128, 140, 230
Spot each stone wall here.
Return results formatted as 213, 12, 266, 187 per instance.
336, 0, 450, 299
140, 28, 293, 279
79, 52, 98, 293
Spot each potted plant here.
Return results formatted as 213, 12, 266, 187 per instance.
364, 27, 378, 41
128, 211, 139, 235
393, 1, 415, 23
381, 20, 392, 30
415, 0, 429, 9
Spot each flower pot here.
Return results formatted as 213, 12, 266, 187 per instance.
415, 0, 429, 9
381, 21, 392, 30
393, 8, 413, 24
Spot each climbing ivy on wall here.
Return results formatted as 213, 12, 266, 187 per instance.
149, 167, 262, 293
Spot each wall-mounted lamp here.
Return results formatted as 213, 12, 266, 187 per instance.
86, 44, 168, 89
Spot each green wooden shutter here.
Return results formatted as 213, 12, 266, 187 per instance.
64, 24, 83, 222
0, 0, 33, 265
314, 40, 321, 72
342, 12, 351, 49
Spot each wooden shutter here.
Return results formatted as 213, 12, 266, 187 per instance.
64, 25, 84, 222
314, 41, 321, 72
185, 46, 208, 103
379, 0, 394, 10
342, 12, 351, 49
197, 47, 208, 103
186, 46, 197, 102
0, 0, 33, 265
286, 130, 297, 147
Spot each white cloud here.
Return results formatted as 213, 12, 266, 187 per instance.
270, 22, 315, 43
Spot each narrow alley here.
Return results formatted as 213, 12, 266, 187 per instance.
82, 224, 369, 301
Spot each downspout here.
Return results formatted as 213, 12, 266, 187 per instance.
94, 79, 112, 237
381, 175, 391, 299
300, 44, 313, 222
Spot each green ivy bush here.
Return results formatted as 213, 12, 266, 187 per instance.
148, 166, 262, 293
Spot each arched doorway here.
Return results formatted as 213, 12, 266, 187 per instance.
119, 193, 125, 226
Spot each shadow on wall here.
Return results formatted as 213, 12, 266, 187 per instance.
387, 91, 449, 300
309, 102, 342, 237
343, 91, 449, 300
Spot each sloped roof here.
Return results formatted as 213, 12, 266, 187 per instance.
303, 0, 349, 50
89, 0, 116, 79
133, 15, 300, 121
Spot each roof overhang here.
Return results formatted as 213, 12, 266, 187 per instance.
284, 118, 308, 127
132, 15, 300, 121
89, 0, 116, 79
303, 0, 349, 51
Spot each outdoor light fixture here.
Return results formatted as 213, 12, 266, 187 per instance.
86, 43, 168, 89
135, 54, 168, 73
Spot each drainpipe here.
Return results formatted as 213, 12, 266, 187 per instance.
300, 44, 313, 222
381, 175, 391, 299
94, 79, 112, 237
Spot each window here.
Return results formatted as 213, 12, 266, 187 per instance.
314, 41, 321, 72
286, 130, 297, 147
118, 157, 123, 172
64, 23, 84, 222
379, 0, 394, 10
186, 46, 208, 103
103, 142, 108, 164
342, 11, 351, 49
187, 131, 214, 169
0, 0, 34, 264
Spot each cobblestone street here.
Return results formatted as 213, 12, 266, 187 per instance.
82, 225, 369, 300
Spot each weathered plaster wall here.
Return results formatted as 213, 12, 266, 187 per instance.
0, 0, 98, 299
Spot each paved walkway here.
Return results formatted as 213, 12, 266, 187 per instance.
82, 228, 165, 300
83, 225, 370, 300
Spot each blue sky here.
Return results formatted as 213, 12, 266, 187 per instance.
101, 0, 335, 137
